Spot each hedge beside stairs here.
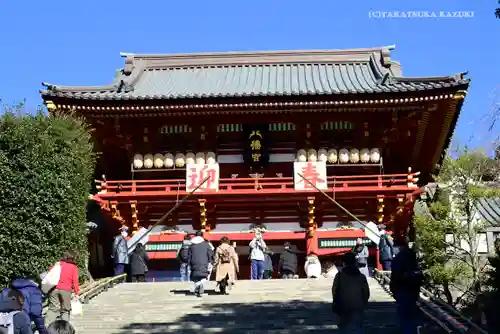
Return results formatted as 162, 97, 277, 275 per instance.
0, 109, 96, 287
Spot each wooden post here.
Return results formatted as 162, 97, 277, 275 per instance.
306, 197, 318, 255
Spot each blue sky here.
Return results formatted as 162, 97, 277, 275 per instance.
0, 0, 498, 147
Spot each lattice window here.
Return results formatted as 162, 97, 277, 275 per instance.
217, 124, 243, 133
320, 121, 354, 131
268, 122, 296, 132
160, 125, 192, 134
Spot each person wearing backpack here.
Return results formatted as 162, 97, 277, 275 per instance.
45, 252, 80, 325
214, 236, 239, 294
10, 277, 47, 334
0, 288, 33, 334
177, 234, 192, 282
331, 252, 370, 333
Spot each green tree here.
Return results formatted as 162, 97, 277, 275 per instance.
415, 149, 500, 307
0, 104, 96, 287
496, 0, 500, 18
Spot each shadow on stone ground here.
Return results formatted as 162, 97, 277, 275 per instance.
115, 300, 402, 334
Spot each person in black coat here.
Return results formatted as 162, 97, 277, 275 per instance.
278, 242, 299, 279
129, 243, 149, 282
378, 225, 395, 271
390, 239, 423, 334
332, 252, 370, 332
188, 231, 214, 297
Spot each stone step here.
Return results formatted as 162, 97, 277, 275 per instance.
72, 278, 400, 333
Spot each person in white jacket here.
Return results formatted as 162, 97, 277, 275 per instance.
249, 232, 267, 280
304, 253, 322, 278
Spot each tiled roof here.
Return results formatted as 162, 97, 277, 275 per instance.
419, 183, 500, 227
476, 198, 500, 227
40, 46, 469, 101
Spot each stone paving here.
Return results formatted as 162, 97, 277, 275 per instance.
72, 277, 401, 334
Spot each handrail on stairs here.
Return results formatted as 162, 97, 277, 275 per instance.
78, 274, 127, 304
373, 269, 487, 334
42, 274, 127, 316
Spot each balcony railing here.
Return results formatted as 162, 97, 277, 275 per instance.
95, 172, 419, 197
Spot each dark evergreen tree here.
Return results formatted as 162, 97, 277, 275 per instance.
0, 105, 96, 287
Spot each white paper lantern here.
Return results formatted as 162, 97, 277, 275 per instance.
143, 154, 154, 169
185, 152, 195, 165
327, 149, 338, 163
196, 152, 206, 165
297, 149, 307, 162
153, 153, 164, 168
370, 148, 381, 163
360, 148, 370, 163
339, 149, 349, 163
206, 151, 216, 165
175, 153, 185, 168
307, 149, 317, 162
349, 148, 360, 163
318, 148, 327, 162
164, 153, 174, 168
133, 154, 143, 169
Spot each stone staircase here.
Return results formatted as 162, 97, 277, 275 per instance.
72, 277, 400, 333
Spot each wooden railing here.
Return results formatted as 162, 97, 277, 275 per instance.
95, 172, 419, 195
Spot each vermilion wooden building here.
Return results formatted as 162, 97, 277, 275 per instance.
41, 45, 469, 276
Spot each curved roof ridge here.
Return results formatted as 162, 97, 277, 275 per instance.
42, 82, 118, 92
118, 45, 397, 59
391, 72, 469, 83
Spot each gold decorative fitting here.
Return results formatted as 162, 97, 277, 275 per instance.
130, 201, 138, 232
45, 101, 56, 111
199, 199, 207, 230
453, 90, 467, 100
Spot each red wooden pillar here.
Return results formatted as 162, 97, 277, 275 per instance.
306, 233, 318, 255
376, 247, 382, 270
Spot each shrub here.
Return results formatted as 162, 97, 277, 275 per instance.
0, 108, 96, 287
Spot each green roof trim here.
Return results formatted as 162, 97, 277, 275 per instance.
145, 242, 182, 252
40, 46, 469, 101
318, 238, 373, 249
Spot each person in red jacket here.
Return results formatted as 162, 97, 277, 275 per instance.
46, 252, 80, 325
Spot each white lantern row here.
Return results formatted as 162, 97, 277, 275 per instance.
296, 148, 381, 164
133, 152, 217, 169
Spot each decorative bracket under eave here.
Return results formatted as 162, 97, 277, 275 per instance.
110, 201, 123, 222
199, 199, 208, 232
130, 201, 138, 235
377, 195, 385, 224
307, 197, 316, 238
